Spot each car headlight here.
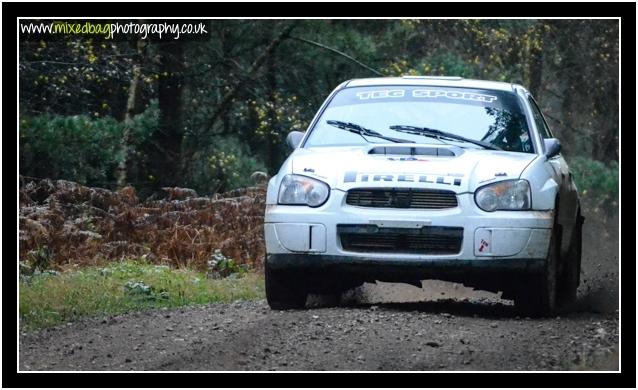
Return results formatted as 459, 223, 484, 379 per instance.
278, 174, 330, 207
475, 179, 531, 211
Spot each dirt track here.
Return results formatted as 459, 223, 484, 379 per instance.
19, 207, 619, 371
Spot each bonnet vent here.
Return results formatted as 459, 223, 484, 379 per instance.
368, 146, 457, 157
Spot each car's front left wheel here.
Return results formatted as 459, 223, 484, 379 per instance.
265, 262, 308, 310
515, 219, 560, 317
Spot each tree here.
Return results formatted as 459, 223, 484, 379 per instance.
116, 39, 146, 189
19, 19, 619, 195
142, 40, 186, 188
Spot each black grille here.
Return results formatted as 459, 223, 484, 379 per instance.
346, 188, 458, 209
338, 225, 463, 255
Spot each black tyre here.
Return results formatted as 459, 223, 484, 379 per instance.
306, 276, 354, 308
265, 262, 308, 310
314, 292, 342, 308
557, 211, 583, 309
515, 219, 560, 317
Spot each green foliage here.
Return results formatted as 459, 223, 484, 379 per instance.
19, 98, 270, 194
19, 101, 159, 187
188, 136, 267, 193
20, 246, 62, 284
383, 54, 474, 78
123, 280, 170, 301
19, 114, 122, 185
23, 245, 53, 274
128, 99, 161, 142
207, 249, 247, 279
19, 260, 265, 330
569, 157, 619, 205
427, 53, 475, 78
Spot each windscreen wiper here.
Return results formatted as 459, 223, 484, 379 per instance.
327, 120, 414, 144
389, 125, 501, 150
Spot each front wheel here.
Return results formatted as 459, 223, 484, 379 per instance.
557, 211, 584, 309
265, 262, 308, 310
515, 222, 560, 317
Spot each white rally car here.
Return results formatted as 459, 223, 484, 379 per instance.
264, 76, 583, 316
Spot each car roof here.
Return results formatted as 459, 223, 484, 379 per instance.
345, 76, 523, 93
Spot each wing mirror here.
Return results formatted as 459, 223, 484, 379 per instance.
286, 131, 305, 149
544, 138, 562, 159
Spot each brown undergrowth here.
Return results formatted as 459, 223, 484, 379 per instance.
19, 176, 266, 271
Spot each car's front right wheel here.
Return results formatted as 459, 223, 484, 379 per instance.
265, 262, 308, 310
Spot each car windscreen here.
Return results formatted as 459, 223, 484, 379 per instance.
304, 85, 534, 153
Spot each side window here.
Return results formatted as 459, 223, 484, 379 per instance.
527, 96, 553, 139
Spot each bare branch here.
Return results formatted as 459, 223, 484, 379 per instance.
289, 36, 384, 77
204, 21, 299, 134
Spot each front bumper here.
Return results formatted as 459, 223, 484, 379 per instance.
267, 253, 545, 271
266, 253, 545, 295
265, 190, 553, 267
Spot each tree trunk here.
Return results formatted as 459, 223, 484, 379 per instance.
149, 40, 185, 188
528, 31, 543, 97
116, 40, 144, 189
592, 80, 619, 163
266, 23, 278, 172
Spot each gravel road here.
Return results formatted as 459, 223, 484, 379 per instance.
19, 208, 619, 371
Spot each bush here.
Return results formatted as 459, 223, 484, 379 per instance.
20, 114, 122, 185
382, 53, 474, 78
19, 102, 158, 187
187, 136, 267, 194
569, 157, 619, 207
123, 280, 170, 301
207, 249, 247, 279
22, 245, 53, 275
19, 176, 267, 270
